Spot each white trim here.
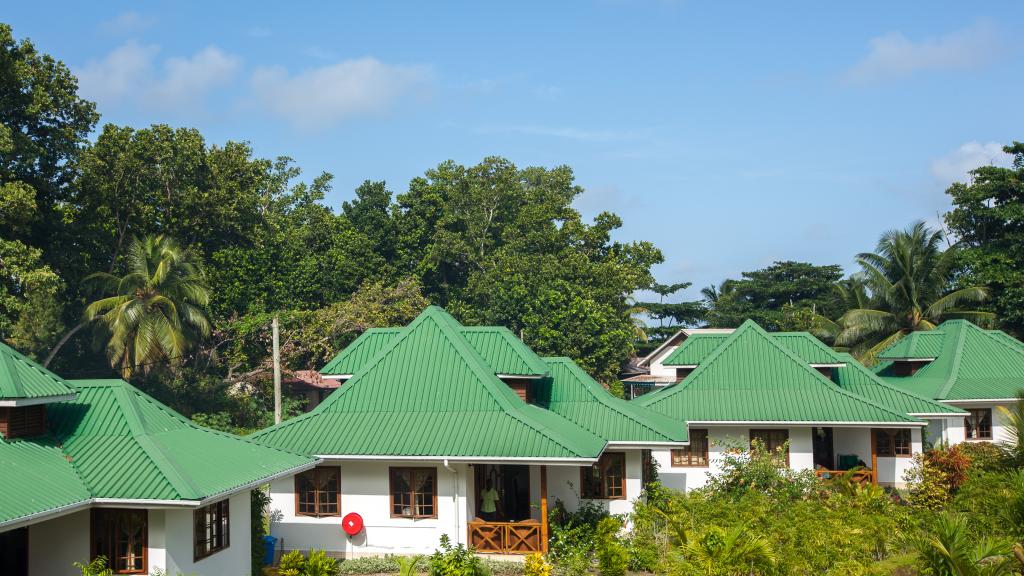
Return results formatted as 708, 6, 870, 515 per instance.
684, 420, 926, 427
638, 328, 735, 367
910, 412, 967, 417
879, 357, 936, 362
809, 363, 846, 369
496, 373, 545, 380
313, 454, 599, 466
92, 498, 200, 508
320, 374, 350, 380
941, 399, 1017, 405
196, 460, 320, 505
0, 499, 91, 532
662, 364, 697, 369
606, 441, 689, 449
0, 394, 77, 407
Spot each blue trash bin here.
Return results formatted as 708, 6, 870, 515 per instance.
262, 535, 277, 566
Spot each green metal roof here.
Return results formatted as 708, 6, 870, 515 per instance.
0, 437, 91, 527
661, 334, 729, 366
320, 324, 549, 378
636, 320, 923, 425
876, 321, 1024, 401
0, 341, 76, 403
535, 357, 687, 445
771, 333, 845, 364
252, 307, 605, 461
831, 353, 964, 416
877, 331, 945, 359
47, 379, 315, 501
321, 328, 404, 375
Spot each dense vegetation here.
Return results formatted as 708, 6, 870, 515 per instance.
0, 19, 1019, 431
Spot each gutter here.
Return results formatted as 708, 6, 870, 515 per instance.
0, 393, 77, 407
315, 454, 600, 466
683, 420, 926, 427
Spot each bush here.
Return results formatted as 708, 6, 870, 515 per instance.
74, 557, 112, 576
958, 441, 1004, 472
595, 517, 628, 576
904, 453, 951, 510
337, 556, 401, 575
705, 438, 816, 500
524, 554, 552, 576
429, 534, 488, 576
547, 498, 609, 576
251, 487, 272, 575
305, 550, 340, 576
279, 550, 308, 576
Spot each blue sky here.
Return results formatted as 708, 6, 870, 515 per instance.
7, 2, 1023, 303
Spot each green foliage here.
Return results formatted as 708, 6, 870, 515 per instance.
304, 550, 340, 576
595, 517, 628, 576
335, 555, 401, 574
73, 556, 113, 576
83, 234, 211, 377
704, 261, 845, 331
548, 498, 609, 576
398, 555, 425, 576
945, 142, 1024, 338
820, 221, 992, 363
524, 553, 552, 576
956, 441, 1005, 473
428, 534, 488, 576
913, 514, 1016, 576
906, 452, 954, 510
705, 438, 817, 499
251, 487, 272, 575
996, 391, 1024, 467
279, 550, 308, 576
672, 525, 777, 576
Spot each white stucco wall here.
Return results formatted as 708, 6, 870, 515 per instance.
653, 425, 921, 491
269, 460, 471, 557
163, 490, 252, 576
545, 450, 643, 517
24, 492, 252, 576
945, 402, 1016, 445
28, 509, 90, 576
647, 346, 680, 380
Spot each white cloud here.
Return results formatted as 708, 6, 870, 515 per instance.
249, 57, 432, 130
844, 21, 1001, 85
100, 11, 156, 35
76, 43, 240, 112
931, 141, 1012, 184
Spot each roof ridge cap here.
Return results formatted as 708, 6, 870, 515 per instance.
936, 323, 969, 399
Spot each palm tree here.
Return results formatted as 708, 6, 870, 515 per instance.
679, 525, 776, 576
828, 222, 992, 362
914, 514, 1015, 576
997, 391, 1024, 467
84, 235, 211, 377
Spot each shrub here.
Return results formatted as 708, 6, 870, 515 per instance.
904, 453, 951, 510
74, 557, 113, 576
305, 550, 340, 576
925, 443, 972, 492
429, 534, 488, 576
279, 550, 307, 576
547, 497, 608, 576
705, 438, 816, 500
524, 554, 552, 576
251, 486, 272, 576
595, 517, 628, 576
398, 555, 424, 576
958, 441, 1005, 472
337, 556, 400, 574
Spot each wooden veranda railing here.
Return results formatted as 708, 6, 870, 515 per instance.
814, 468, 876, 485
469, 520, 543, 554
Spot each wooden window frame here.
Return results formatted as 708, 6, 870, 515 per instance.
580, 452, 627, 500
671, 429, 709, 467
193, 499, 230, 562
873, 428, 913, 458
965, 409, 993, 440
390, 467, 438, 519
91, 509, 148, 575
749, 429, 790, 466
294, 467, 342, 518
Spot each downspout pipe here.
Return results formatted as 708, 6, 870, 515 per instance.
443, 459, 460, 544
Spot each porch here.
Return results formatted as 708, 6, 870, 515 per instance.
467, 465, 549, 554
811, 426, 920, 487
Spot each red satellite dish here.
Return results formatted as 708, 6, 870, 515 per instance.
342, 512, 364, 536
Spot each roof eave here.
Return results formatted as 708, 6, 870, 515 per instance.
0, 393, 77, 407
313, 454, 601, 466
684, 420, 925, 427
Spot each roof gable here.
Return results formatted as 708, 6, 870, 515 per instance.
637, 320, 921, 425
0, 341, 76, 404
252, 307, 605, 460
535, 357, 687, 444
662, 334, 729, 366
877, 321, 1024, 401
47, 379, 314, 501
831, 353, 963, 415
320, 328, 404, 375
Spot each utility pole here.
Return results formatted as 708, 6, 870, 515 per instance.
272, 316, 282, 425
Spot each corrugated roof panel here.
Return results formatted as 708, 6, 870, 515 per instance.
877, 321, 1024, 401
461, 327, 550, 375
637, 320, 922, 424
320, 328, 404, 375
0, 438, 91, 526
0, 341, 76, 401
771, 333, 843, 364
536, 357, 686, 443
253, 307, 605, 459
661, 334, 729, 366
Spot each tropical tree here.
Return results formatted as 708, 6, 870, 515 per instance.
826, 222, 992, 362
997, 390, 1024, 467
84, 235, 211, 376
914, 514, 1015, 576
